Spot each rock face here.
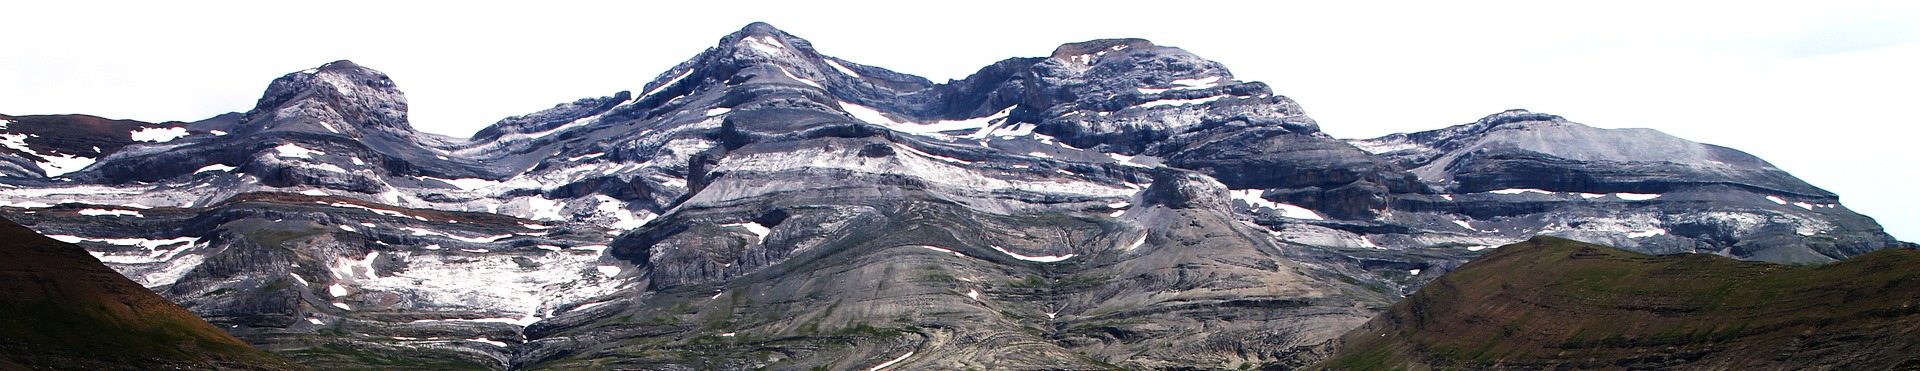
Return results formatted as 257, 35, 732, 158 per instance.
1319, 236, 1920, 370
0, 22, 1908, 369
0, 113, 196, 178
0, 216, 303, 370
1349, 110, 1908, 264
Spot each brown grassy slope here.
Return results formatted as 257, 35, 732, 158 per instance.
1318, 236, 1920, 370
0, 113, 173, 160
0, 217, 304, 370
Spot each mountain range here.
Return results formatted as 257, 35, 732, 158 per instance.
0, 22, 1909, 369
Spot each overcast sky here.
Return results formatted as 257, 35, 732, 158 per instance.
5, 1, 1915, 240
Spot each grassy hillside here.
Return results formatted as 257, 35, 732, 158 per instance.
0, 217, 303, 370
1319, 236, 1920, 370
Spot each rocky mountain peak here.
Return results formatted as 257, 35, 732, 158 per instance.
614, 22, 846, 113
716, 22, 821, 62
1470, 109, 1566, 131
237, 59, 412, 137
1049, 38, 1156, 64
731, 21, 786, 38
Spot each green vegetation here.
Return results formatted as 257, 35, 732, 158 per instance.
281, 344, 491, 370
1318, 236, 1920, 370
0, 218, 301, 370
248, 227, 324, 249
259, 277, 292, 292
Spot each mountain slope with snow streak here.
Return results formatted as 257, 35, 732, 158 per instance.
1, 22, 1908, 370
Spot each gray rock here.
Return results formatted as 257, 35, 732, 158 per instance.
0, 22, 1907, 370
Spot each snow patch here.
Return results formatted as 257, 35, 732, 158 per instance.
1228, 189, 1324, 220
640, 69, 693, 99
564, 152, 603, 162
51, 235, 195, 250
193, 164, 237, 173
723, 222, 772, 244
841, 101, 903, 126
1489, 188, 1555, 195
526, 196, 566, 221
1126, 234, 1147, 251
329, 284, 348, 297
332, 302, 352, 310
274, 143, 322, 159
571, 301, 611, 312
990, 245, 1075, 263
424, 177, 501, 191
867, 351, 914, 371
1616, 193, 1660, 201
405, 227, 512, 244
741, 35, 789, 55
918, 245, 966, 258
411, 317, 543, 327
78, 208, 142, 217
1766, 195, 1788, 205
354, 248, 622, 329
1171, 76, 1223, 89
826, 59, 861, 78
0, 200, 55, 208
40, 154, 97, 176
596, 265, 621, 277
715, 140, 1134, 199
129, 127, 189, 142
1137, 95, 1225, 108
777, 66, 825, 89
912, 107, 1017, 137
595, 196, 653, 231
704, 107, 732, 117
326, 202, 424, 221
890, 143, 972, 165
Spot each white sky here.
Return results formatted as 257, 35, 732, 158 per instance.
4, 1, 1915, 241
